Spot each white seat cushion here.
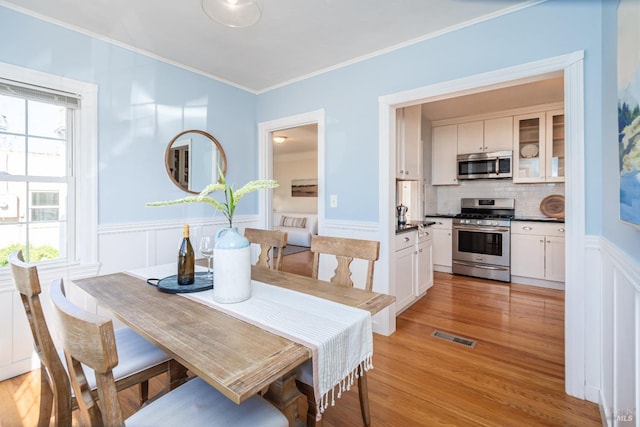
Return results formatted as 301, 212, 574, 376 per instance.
61, 327, 171, 393
126, 377, 288, 427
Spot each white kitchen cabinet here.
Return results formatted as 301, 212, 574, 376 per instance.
417, 231, 434, 295
457, 121, 484, 154
484, 116, 513, 152
513, 110, 565, 183
395, 231, 417, 313
432, 125, 458, 185
511, 221, 566, 287
457, 117, 512, 154
544, 235, 566, 282
544, 110, 565, 182
396, 105, 422, 180
424, 217, 452, 272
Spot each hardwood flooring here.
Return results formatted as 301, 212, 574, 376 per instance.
0, 250, 600, 426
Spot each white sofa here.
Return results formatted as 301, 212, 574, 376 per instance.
273, 212, 318, 247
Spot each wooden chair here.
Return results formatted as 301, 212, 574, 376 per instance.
8, 250, 185, 427
296, 235, 380, 426
48, 278, 289, 427
245, 228, 288, 271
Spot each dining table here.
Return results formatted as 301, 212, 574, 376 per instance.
72, 264, 395, 427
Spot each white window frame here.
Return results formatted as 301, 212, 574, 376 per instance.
0, 62, 99, 287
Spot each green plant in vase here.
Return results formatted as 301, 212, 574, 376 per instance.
147, 167, 279, 227
147, 167, 278, 303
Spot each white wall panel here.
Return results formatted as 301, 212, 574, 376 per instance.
599, 238, 640, 426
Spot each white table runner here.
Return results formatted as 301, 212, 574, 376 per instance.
126, 264, 373, 416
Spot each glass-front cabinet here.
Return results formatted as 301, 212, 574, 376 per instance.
513, 109, 565, 183
545, 109, 565, 182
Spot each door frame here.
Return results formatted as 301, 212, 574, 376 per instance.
378, 51, 587, 399
257, 109, 325, 230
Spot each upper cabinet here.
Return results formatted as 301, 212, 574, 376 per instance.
396, 105, 422, 180
457, 117, 513, 155
513, 109, 565, 183
457, 121, 483, 154
432, 124, 458, 185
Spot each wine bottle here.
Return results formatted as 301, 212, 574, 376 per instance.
177, 224, 195, 285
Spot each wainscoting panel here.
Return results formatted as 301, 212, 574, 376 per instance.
599, 237, 640, 426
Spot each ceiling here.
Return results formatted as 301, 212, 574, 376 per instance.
420, 75, 565, 122
272, 124, 317, 157
2, 0, 534, 93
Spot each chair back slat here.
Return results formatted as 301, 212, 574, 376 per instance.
50, 278, 124, 427
8, 250, 73, 427
310, 236, 380, 291
245, 228, 288, 271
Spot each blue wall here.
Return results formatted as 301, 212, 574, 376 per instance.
258, 0, 606, 225
1, 1, 638, 261
0, 6, 257, 225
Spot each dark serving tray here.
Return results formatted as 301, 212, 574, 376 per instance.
147, 271, 213, 293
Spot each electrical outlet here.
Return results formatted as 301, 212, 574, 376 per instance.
330, 194, 338, 208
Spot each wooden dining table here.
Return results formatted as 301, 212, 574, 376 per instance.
72, 265, 395, 426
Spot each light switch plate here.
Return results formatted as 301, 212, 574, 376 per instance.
330, 194, 338, 208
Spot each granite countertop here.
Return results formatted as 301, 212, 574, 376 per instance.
395, 221, 437, 234
423, 213, 457, 218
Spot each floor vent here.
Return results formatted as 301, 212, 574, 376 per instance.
431, 330, 476, 348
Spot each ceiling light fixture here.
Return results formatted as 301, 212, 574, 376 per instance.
202, 0, 263, 28
273, 136, 287, 143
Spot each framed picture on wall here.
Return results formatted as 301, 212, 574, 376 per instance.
291, 179, 318, 197
618, 0, 640, 228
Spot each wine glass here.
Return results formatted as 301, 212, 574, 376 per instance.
199, 236, 214, 280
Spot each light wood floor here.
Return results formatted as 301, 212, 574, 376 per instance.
0, 250, 600, 426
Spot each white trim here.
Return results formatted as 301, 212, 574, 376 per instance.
257, 110, 325, 232
378, 50, 586, 397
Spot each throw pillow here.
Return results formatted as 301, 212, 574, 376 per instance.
280, 216, 307, 228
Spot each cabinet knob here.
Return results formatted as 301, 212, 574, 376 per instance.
540, 239, 544, 243
404, 237, 410, 242
523, 226, 533, 230
419, 249, 423, 253
558, 228, 565, 232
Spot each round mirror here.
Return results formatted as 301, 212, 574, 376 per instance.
164, 130, 227, 194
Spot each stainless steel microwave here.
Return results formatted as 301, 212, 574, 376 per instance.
457, 151, 512, 180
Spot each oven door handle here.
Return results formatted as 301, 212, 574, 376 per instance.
453, 226, 510, 233
452, 260, 510, 271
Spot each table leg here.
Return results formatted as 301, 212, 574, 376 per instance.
168, 360, 189, 390
263, 370, 305, 427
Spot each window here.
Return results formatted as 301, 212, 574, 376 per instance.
0, 80, 75, 265
0, 62, 97, 275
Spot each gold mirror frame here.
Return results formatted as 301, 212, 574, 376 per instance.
164, 129, 227, 194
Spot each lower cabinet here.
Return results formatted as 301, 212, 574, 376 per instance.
395, 230, 434, 314
424, 217, 452, 273
511, 221, 565, 287
417, 232, 434, 295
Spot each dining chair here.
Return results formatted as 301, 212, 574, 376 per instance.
8, 250, 185, 427
296, 235, 380, 427
245, 227, 288, 271
48, 278, 289, 427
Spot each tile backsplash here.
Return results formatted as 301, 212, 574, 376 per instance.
425, 180, 565, 218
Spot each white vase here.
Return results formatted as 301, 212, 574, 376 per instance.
213, 227, 251, 303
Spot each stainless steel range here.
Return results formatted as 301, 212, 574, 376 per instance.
452, 198, 515, 282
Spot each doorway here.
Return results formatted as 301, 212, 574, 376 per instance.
257, 110, 325, 232
379, 51, 586, 398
